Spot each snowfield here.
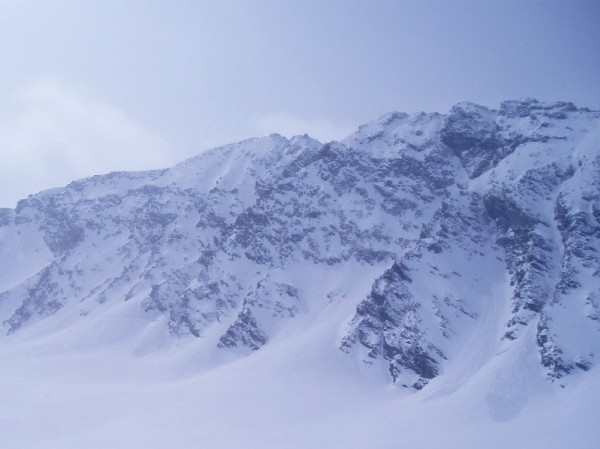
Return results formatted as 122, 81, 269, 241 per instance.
1, 323, 599, 449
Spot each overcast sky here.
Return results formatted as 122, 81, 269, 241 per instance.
1, 0, 599, 207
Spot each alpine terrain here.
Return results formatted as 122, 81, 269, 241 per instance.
1, 98, 599, 448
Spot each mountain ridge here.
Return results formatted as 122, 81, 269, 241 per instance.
0, 98, 598, 394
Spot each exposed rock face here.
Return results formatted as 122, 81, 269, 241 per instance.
341, 261, 442, 389
442, 102, 507, 178
0, 99, 598, 388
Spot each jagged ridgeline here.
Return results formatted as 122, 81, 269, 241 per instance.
0, 99, 598, 389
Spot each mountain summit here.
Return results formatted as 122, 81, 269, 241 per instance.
1, 99, 599, 447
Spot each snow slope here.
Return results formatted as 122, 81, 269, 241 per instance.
0, 98, 599, 448
1, 314, 598, 449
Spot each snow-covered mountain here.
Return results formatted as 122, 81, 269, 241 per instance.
1, 98, 599, 448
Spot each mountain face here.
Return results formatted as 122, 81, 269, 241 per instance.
0, 98, 598, 392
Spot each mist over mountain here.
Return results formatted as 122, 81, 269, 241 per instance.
1, 98, 599, 448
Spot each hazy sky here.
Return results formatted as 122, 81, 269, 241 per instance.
1, 0, 599, 207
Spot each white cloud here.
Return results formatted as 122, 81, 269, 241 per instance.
255, 112, 355, 143
0, 82, 173, 207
